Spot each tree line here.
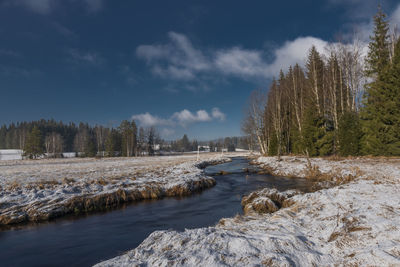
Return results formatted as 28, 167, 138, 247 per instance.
0, 119, 249, 159
0, 119, 159, 158
243, 8, 400, 158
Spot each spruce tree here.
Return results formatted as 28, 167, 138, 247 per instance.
302, 108, 319, 157
338, 112, 362, 156
380, 38, 400, 155
361, 7, 398, 155
24, 126, 44, 159
365, 6, 390, 78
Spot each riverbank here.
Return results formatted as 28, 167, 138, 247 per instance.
96, 156, 400, 266
0, 153, 240, 226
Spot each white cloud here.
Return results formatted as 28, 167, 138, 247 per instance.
214, 47, 267, 78
136, 32, 210, 80
131, 112, 172, 127
132, 108, 226, 128
212, 107, 226, 121
172, 109, 212, 125
136, 2, 400, 84
267, 37, 328, 75
136, 32, 333, 82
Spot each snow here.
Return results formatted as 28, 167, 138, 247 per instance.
0, 153, 241, 225
96, 156, 400, 266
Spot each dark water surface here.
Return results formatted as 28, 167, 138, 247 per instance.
0, 157, 314, 267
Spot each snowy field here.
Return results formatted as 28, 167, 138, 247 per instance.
96, 156, 400, 266
0, 153, 242, 225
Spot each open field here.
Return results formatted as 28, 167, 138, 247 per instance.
97, 156, 400, 266
0, 153, 245, 225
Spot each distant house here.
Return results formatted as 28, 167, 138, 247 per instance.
0, 150, 23, 160
198, 145, 210, 152
62, 152, 77, 158
153, 144, 161, 151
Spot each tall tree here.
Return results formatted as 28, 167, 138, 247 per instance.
242, 89, 268, 155
119, 120, 137, 157
24, 126, 43, 159
365, 6, 390, 78
306, 46, 325, 115
44, 132, 64, 157
147, 127, 155, 156
361, 8, 394, 155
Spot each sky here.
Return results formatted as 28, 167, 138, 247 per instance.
1, 0, 400, 140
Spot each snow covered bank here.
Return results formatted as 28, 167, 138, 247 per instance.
0, 153, 239, 225
96, 156, 400, 266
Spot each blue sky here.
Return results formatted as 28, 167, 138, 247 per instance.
1, 0, 400, 140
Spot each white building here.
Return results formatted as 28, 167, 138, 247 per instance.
0, 149, 23, 160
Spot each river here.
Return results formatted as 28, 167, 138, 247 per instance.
0, 157, 314, 266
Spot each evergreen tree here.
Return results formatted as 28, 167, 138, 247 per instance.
361, 8, 398, 155
0, 125, 6, 149
105, 131, 116, 157
338, 112, 362, 156
386, 39, 400, 154
147, 127, 155, 156
365, 7, 390, 78
24, 126, 44, 159
84, 137, 97, 157
302, 108, 320, 157
181, 134, 190, 152
105, 129, 122, 157
119, 120, 137, 157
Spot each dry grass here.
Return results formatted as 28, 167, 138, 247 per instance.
62, 177, 76, 184
7, 181, 21, 191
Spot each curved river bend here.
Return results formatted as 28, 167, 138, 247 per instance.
0, 157, 314, 267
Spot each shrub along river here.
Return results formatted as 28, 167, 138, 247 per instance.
0, 157, 315, 267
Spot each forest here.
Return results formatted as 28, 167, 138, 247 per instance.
243, 8, 400, 158
0, 119, 246, 158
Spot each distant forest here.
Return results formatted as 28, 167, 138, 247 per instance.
0, 119, 248, 158
243, 8, 400, 158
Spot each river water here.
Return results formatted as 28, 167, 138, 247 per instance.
0, 157, 314, 267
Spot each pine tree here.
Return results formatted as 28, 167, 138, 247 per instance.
378, 38, 400, 155
84, 137, 97, 157
306, 46, 325, 115
365, 6, 390, 78
24, 126, 43, 159
338, 112, 362, 156
361, 8, 398, 155
0, 125, 6, 149
105, 132, 115, 157
147, 127, 155, 156
302, 108, 319, 157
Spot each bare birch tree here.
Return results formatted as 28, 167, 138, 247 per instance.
242, 89, 268, 155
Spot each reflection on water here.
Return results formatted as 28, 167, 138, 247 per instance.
0, 157, 314, 267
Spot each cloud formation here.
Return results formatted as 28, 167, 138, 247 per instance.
132, 108, 226, 128
136, 2, 400, 86
136, 32, 332, 82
